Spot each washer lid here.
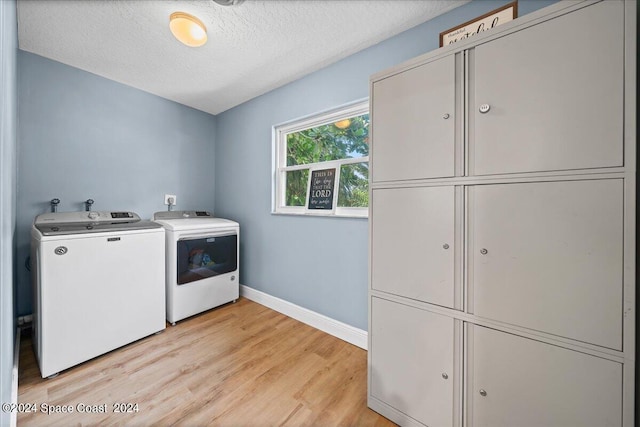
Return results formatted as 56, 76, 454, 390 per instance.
153, 210, 213, 220
34, 211, 162, 235
35, 220, 163, 236
153, 216, 238, 231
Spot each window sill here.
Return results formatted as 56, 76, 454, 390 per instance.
271, 210, 368, 219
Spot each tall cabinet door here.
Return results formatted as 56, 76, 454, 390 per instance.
371, 55, 456, 182
469, 0, 624, 175
372, 186, 455, 308
468, 325, 622, 427
370, 297, 456, 427
468, 179, 623, 349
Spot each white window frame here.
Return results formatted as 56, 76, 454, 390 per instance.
272, 99, 369, 218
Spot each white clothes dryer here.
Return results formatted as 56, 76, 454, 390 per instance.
153, 211, 239, 325
31, 211, 166, 378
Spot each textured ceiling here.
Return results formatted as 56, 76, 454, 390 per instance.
17, 0, 468, 115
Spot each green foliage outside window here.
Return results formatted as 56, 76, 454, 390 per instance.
285, 114, 369, 208
337, 162, 369, 208
285, 169, 309, 206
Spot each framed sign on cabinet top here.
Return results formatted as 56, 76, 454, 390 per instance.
439, 1, 518, 47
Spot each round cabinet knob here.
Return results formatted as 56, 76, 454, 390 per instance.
479, 104, 491, 114
443, 113, 450, 119
479, 389, 487, 397
480, 248, 488, 255
88, 212, 99, 220
443, 244, 450, 250
442, 373, 448, 380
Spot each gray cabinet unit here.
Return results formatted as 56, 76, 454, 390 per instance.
468, 325, 622, 427
371, 186, 456, 308
469, 0, 624, 176
469, 179, 624, 349
370, 297, 457, 427
371, 54, 456, 182
368, 1, 636, 426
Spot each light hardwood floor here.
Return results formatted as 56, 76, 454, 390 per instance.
18, 297, 395, 426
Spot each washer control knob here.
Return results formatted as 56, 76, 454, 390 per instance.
88, 212, 99, 220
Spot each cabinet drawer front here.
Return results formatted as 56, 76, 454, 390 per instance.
470, 0, 624, 175
372, 55, 455, 182
372, 186, 455, 307
469, 179, 623, 349
371, 297, 455, 427
469, 325, 622, 427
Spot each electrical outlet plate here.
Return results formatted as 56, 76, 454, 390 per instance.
164, 194, 177, 205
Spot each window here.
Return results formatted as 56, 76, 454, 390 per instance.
273, 101, 369, 217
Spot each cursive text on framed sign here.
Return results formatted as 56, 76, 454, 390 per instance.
440, 1, 517, 47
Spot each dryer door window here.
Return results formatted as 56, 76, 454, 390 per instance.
177, 234, 238, 285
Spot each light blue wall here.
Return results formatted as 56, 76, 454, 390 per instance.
16, 51, 217, 316
214, 0, 557, 331
0, 0, 17, 425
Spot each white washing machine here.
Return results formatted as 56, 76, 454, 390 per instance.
153, 211, 239, 325
31, 211, 166, 378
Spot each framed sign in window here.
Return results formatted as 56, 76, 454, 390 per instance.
307, 168, 336, 211
439, 1, 517, 47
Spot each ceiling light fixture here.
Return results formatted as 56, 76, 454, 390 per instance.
169, 12, 207, 47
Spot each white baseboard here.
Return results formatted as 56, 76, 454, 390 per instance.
240, 285, 367, 350
11, 327, 20, 427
